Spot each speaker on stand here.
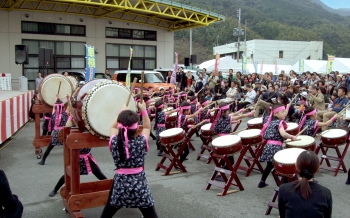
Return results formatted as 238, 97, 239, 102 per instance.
15, 44, 29, 65
184, 58, 190, 67
39, 48, 53, 77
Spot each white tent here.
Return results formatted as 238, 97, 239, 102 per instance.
198, 56, 242, 73
290, 60, 327, 74
332, 58, 350, 73
246, 64, 291, 75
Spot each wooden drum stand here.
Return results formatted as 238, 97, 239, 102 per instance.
59, 127, 112, 218
32, 102, 53, 159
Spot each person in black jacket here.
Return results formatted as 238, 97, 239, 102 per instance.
0, 170, 23, 218
278, 151, 332, 218
195, 76, 204, 100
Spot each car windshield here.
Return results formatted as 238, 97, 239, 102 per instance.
145, 73, 163, 83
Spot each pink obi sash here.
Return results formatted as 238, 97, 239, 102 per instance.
54, 126, 63, 131
266, 140, 283, 146
116, 167, 143, 175
79, 153, 98, 174
157, 124, 165, 127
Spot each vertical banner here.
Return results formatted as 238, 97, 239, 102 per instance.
274, 60, 278, 74
259, 60, 264, 74
126, 47, 133, 87
326, 55, 335, 74
242, 56, 247, 74
85, 45, 96, 82
253, 61, 258, 73
299, 59, 304, 73
215, 53, 220, 73
171, 52, 178, 85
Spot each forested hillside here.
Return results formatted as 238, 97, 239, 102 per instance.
173, 0, 350, 63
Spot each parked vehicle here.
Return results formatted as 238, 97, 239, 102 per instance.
59, 70, 109, 82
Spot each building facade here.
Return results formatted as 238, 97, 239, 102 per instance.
213, 39, 323, 66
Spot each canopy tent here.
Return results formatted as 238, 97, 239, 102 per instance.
290, 60, 327, 74
198, 56, 242, 73
246, 64, 291, 74
332, 58, 350, 73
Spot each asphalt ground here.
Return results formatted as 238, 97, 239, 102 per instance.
0, 118, 349, 218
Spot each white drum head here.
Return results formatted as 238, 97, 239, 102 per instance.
287, 123, 298, 130
274, 148, 304, 164
83, 81, 137, 138
201, 123, 212, 131
169, 112, 177, 117
248, 117, 263, 124
159, 128, 183, 138
212, 135, 241, 147
286, 135, 314, 146
66, 76, 78, 89
238, 129, 261, 138
321, 129, 347, 138
164, 107, 174, 112
40, 74, 73, 106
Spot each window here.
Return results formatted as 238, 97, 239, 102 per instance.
22, 21, 85, 36
279, 51, 283, 58
106, 43, 156, 72
117, 73, 127, 81
106, 27, 156, 41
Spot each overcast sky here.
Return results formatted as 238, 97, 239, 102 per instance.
321, 0, 350, 9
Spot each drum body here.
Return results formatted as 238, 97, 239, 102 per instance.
212, 135, 242, 156
321, 129, 348, 146
166, 112, 177, 129
159, 128, 185, 145
273, 148, 304, 176
285, 135, 315, 151
72, 80, 137, 138
247, 117, 263, 129
66, 76, 78, 90
201, 123, 213, 137
237, 129, 262, 146
286, 123, 298, 135
38, 74, 73, 106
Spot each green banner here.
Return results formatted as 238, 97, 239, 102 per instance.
242, 56, 247, 74
299, 59, 304, 73
326, 55, 335, 74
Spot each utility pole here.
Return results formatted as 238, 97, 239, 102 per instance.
190, 28, 192, 69
244, 19, 248, 57
237, 8, 241, 63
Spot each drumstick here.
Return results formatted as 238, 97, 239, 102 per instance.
283, 126, 308, 142
126, 78, 138, 107
252, 95, 261, 111
290, 93, 299, 104
57, 81, 62, 95
202, 101, 216, 110
230, 128, 247, 135
140, 71, 144, 104
196, 87, 204, 95
192, 119, 210, 129
338, 105, 350, 115
315, 130, 330, 138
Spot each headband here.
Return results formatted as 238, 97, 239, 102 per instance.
191, 99, 197, 104
116, 122, 138, 159
180, 93, 187, 97
260, 105, 286, 136
177, 106, 191, 128
201, 100, 209, 106
157, 104, 164, 109
298, 109, 317, 132
145, 99, 153, 104
210, 104, 231, 131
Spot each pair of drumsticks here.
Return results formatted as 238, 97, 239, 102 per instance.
126, 71, 145, 106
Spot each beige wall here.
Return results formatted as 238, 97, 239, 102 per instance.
0, 10, 174, 89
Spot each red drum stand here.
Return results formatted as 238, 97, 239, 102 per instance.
197, 133, 214, 163
238, 141, 265, 177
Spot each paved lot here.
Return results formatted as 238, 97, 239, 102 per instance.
1, 118, 349, 218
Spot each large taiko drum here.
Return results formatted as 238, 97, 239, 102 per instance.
286, 123, 298, 135
212, 135, 242, 156
273, 148, 304, 176
66, 76, 78, 90
237, 129, 262, 146
201, 123, 213, 137
72, 79, 137, 138
38, 74, 73, 106
285, 135, 315, 151
159, 128, 185, 145
247, 117, 263, 129
166, 112, 177, 129
321, 129, 348, 146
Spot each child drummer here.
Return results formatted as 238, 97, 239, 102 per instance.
212, 102, 255, 181
298, 106, 339, 137
258, 103, 298, 188
100, 102, 158, 218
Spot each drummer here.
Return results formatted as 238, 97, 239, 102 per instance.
298, 106, 339, 137
154, 100, 179, 156
278, 150, 332, 217
198, 99, 216, 121
138, 96, 157, 141
258, 103, 298, 188
101, 102, 158, 218
189, 96, 200, 137
212, 102, 255, 181
38, 94, 69, 165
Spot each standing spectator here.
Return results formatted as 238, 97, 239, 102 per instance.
201, 68, 208, 86
105, 69, 111, 79
227, 69, 234, 85
0, 170, 23, 218
335, 75, 342, 88
186, 71, 194, 88
208, 71, 219, 91
35, 72, 43, 93
166, 70, 172, 83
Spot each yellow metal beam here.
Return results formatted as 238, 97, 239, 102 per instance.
0, 0, 224, 31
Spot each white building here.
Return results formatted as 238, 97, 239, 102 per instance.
0, 0, 224, 90
213, 39, 323, 66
